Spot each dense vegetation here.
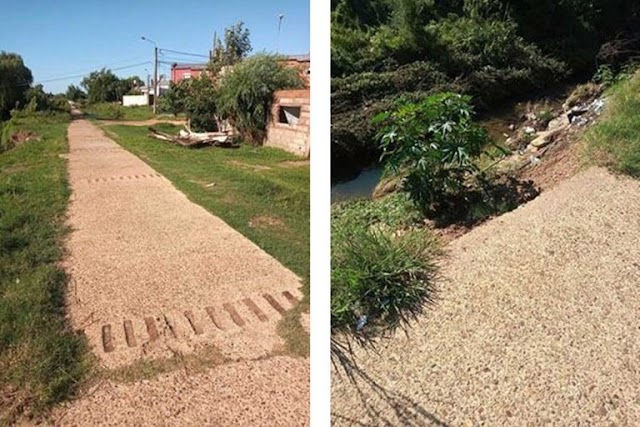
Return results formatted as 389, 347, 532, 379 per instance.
161, 22, 303, 142
331, 0, 640, 178
332, 193, 440, 337
586, 70, 640, 176
0, 112, 87, 422
0, 52, 33, 120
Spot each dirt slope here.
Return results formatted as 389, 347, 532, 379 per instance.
332, 167, 640, 426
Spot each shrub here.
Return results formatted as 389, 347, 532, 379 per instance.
377, 93, 489, 216
216, 54, 303, 144
331, 198, 440, 336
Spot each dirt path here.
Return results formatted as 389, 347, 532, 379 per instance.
55, 119, 307, 425
332, 167, 640, 426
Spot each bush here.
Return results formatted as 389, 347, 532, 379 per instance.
331, 196, 440, 336
377, 93, 489, 216
216, 54, 303, 144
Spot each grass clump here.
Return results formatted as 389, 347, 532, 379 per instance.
585, 71, 640, 177
331, 194, 441, 337
0, 112, 87, 422
83, 102, 154, 121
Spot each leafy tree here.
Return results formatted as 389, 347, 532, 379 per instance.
0, 52, 33, 119
81, 68, 124, 104
183, 74, 218, 131
216, 54, 303, 144
24, 84, 50, 112
209, 21, 252, 71
159, 79, 190, 116
65, 84, 86, 102
80, 69, 140, 103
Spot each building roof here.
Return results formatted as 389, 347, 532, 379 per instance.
171, 63, 208, 70
284, 54, 310, 62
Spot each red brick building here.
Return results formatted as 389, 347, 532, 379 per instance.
170, 63, 208, 83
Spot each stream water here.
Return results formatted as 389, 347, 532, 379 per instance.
331, 167, 384, 203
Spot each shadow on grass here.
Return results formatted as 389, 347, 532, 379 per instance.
331, 337, 450, 427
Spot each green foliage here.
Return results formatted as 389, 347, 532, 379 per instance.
0, 52, 33, 120
586, 71, 640, 176
159, 79, 190, 117
216, 54, 303, 144
82, 103, 155, 121
0, 113, 87, 421
24, 84, 50, 112
331, 195, 440, 335
378, 93, 489, 215
81, 68, 140, 104
209, 21, 252, 72
330, 0, 640, 176
65, 84, 86, 102
183, 74, 218, 131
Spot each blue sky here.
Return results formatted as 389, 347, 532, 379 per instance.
0, 0, 310, 93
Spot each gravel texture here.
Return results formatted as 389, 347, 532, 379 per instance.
52, 356, 309, 426
57, 119, 308, 426
64, 119, 303, 368
332, 167, 640, 426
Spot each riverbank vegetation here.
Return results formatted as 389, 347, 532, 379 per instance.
331, 0, 640, 179
331, 0, 640, 350
586, 71, 640, 176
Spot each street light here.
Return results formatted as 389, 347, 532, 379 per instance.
141, 36, 158, 114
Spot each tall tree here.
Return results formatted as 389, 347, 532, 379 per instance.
0, 52, 33, 119
66, 84, 86, 102
209, 22, 252, 71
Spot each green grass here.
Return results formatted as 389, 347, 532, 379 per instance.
331, 194, 441, 336
104, 124, 310, 355
0, 112, 88, 422
585, 72, 640, 176
83, 102, 155, 121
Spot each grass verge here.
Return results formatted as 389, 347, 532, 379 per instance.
585, 72, 640, 176
82, 103, 156, 121
0, 112, 87, 422
104, 123, 310, 356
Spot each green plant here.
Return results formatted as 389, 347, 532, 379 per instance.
216, 54, 303, 144
0, 52, 33, 120
0, 113, 87, 422
209, 21, 252, 72
331, 222, 440, 336
377, 93, 489, 215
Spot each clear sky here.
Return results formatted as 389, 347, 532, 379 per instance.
0, 0, 310, 93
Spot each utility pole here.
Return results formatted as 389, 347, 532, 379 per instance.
141, 36, 158, 114
153, 46, 158, 114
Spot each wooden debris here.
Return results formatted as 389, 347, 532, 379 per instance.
147, 126, 237, 148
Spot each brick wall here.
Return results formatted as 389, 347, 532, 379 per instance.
265, 89, 310, 158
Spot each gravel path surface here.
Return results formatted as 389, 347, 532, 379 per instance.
56, 119, 308, 425
52, 356, 308, 427
65, 119, 303, 367
332, 167, 640, 426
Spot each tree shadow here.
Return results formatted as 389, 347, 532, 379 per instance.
430, 174, 540, 228
331, 337, 451, 427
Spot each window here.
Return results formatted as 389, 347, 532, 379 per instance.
183, 72, 191, 79
278, 106, 301, 125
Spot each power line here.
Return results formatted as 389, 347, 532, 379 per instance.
1, 61, 153, 89
159, 48, 209, 59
